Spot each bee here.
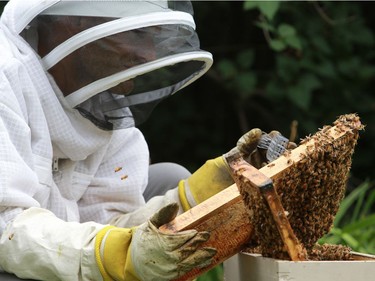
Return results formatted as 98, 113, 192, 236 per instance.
114, 167, 122, 173
121, 175, 128, 181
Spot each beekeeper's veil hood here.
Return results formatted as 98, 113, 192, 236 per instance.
11, 0, 213, 130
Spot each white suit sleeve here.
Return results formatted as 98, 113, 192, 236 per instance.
0, 207, 104, 281
109, 187, 183, 228
0, 69, 51, 230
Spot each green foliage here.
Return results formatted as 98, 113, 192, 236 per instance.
240, 1, 375, 126
216, 49, 257, 100
245, 1, 301, 52
196, 264, 223, 281
180, 1, 374, 176
141, 1, 375, 181
319, 181, 375, 255
244, 1, 280, 21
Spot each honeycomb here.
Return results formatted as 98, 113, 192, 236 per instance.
236, 114, 364, 260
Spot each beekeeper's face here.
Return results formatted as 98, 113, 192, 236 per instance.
34, 3, 212, 130
38, 16, 157, 96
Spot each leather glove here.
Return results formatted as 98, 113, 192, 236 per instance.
96, 203, 217, 281
178, 129, 295, 210
236, 128, 297, 168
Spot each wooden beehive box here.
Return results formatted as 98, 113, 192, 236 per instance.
224, 251, 375, 281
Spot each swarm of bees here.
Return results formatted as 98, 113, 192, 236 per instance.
240, 114, 364, 260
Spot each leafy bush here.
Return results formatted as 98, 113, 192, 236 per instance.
142, 1, 375, 184
319, 180, 375, 254
197, 264, 223, 281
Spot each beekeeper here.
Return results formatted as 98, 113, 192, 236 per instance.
0, 0, 291, 280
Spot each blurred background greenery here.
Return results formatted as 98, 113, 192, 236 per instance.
1, 1, 374, 280
141, 1, 375, 186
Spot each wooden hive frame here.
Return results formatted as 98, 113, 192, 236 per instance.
160, 114, 363, 281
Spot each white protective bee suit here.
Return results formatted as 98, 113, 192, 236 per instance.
0, 0, 215, 280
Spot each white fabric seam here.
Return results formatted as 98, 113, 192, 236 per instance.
13, 0, 59, 34
65, 51, 213, 108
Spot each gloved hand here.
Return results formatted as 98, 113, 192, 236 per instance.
178, 128, 296, 210
96, 203, 217, 281
236, 128, 297, 168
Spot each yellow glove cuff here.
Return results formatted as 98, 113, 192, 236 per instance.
95, 226, 140, 281
186, 156, 234, 205
178, 179, 192, 211
95, 226, 116, 281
